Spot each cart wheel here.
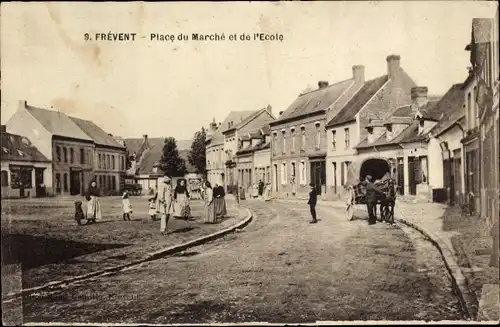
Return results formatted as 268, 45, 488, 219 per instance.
346, 203, 354, 221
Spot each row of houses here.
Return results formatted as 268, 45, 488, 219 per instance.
123, 134, 198, 192
2, 101, 127, 198
207, 12, 499, 225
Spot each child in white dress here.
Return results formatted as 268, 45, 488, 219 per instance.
122, 191, 133, 221
148, 197, 157, 221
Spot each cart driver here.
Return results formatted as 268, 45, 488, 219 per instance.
365, 175, 385, 225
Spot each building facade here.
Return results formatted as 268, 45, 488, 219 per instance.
1, 126, 52, 198
205, 118, 225, 187
326, 55, 417, 199
6, 101, 128, 196
222, 106, 275, 193
70, 117, 127, 195
270, 66, 366, 198
124, 135, 195, 192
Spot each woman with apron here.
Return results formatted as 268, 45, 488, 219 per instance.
86, 180, 102, 222
174, 179, 190, 219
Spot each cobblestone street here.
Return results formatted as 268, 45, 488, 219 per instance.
17, 200, 465, 324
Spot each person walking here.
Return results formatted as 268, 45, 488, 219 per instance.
204, 181, 216, 223
258, 180, 265, 197
157, 176, 174, 234
307, 183, 318, 224
213, 183, 227, 218
365, 175, 385, 225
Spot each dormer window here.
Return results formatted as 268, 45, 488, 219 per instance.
367, 127, 373, 134
386, 124, 393, 140
418, 119, 425, 135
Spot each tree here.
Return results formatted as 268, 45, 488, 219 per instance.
159, 137, 187, 177
188, 127, 207, 176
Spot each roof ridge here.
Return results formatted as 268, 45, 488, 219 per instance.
299, 78, 354, 97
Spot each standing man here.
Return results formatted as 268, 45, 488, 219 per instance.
258, 179, 264, 197
365, 175, 385, 225
307, 183, 318, 224
157, 175, 174, 234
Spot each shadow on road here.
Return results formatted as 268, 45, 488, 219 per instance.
1, 233, 131, 270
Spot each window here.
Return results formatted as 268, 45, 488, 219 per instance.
315, 122, 321, 149
80, 148, 85, 164
281, 162, 287, 184
291, 128, 296, 152
282, 131, 286, 154
98, 154, 102, 169
56, 146, 61, 162
63, 147, 68, 163
63, 173, 68, 192
300, 161, 306, 185
112, 155, 115, 170
344, 128, 350, 148
273, 133, 278, 154
1, 170, 8, 186
418, 119, 424, 135
331, 130, 336, 151
107, 155, 111, 169
291, 162, 296, 184
69, 148, 74, 163
301, 127, 306, 151
386, 125, 393, 140
121, 156, 125, 170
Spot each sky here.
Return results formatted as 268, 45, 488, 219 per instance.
1, 1, 498, 141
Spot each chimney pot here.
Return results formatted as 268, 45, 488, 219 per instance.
143, 134, 148, 141
352, 65, 365, 83
386, 54, 401, 79
18, 100, 27, 111
411, 86, 429, 109
279, 111, 284, 116
318, 81, 329, 89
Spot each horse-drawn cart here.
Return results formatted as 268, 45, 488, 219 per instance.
344, 157, 397, 223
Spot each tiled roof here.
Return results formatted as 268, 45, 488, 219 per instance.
428, 84, 466, 137
233, 108, 273, 131
326, 75, 389, 127
392, 105, 412, 117
276, 79, 355, 122
387, 117, 414, 125
260, 125, 271, 135
356, 120, 424, 149
220, 110, 255, 133
417, 100, 442, 120
138, 147, 196, 175
0, 131, 50, 162
69, 117, 125, 148
25, 106, 93, 141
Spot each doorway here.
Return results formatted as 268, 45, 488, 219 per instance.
35, 168, 46, 197
70, 170, 82, 195
310, 160, 326, 195
274, 164, 279, 192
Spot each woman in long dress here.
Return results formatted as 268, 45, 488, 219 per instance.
213, 184, 227, 217
86, 180, 102, 222
174, 179, 190, 218
204, 181, 216, 223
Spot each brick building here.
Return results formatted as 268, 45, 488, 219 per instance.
270, 66, 366, 198
325, 55, 417, 199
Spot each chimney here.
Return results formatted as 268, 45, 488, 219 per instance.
1, 125, 6, 133
19, 100, 27, 111
108, 133, 113, 137
143, 134, 148, 142
266, 104, 273, 116
209, 117, 218, 132
318, 81, 329, 89
411, 86, 429, 110
352, 65, 365, 83
386, 54, 401, 79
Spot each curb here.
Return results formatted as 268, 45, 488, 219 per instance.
395, 216, 474, 321
2, 207, 253, 302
